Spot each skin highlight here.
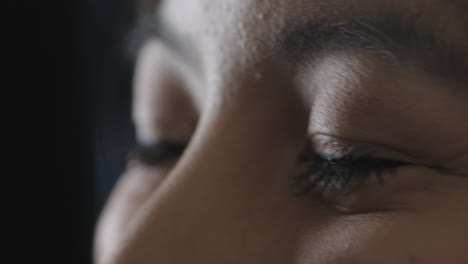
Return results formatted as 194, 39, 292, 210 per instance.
95, 0, 468, 263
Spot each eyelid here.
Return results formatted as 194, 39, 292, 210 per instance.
310, 133, 418, 163
295, 151, 409, 194
297, 135, 468, 197
293, 135, 419, 195
129, 140, 188, 166
310, 134, 468, 176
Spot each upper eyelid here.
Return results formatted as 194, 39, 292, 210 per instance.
293, 152, 406, 195
309, 135, 465, 174
310, 133, 418, 162
129, 140, 188, 165
316, 151, 468, 178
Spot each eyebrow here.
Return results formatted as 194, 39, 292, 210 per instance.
283, 13, 468, 87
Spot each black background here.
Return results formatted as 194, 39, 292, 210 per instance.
70, 0, 137, 262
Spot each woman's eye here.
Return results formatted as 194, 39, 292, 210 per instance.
128, 140, 188, 167
294, 153, 411, 196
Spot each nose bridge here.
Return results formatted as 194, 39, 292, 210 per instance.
116, 73, 309, 263
158, 79, 297, 211
174, 66, 307, 189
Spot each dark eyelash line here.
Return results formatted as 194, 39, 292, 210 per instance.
128, 140, 188, 165
129, 140, 416, 195
294, 153, 411, 195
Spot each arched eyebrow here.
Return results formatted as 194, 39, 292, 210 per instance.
283, 12, 468, 88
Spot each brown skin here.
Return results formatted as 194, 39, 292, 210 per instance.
95, 0, 468, 263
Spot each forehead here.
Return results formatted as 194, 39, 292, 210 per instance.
159, 0, 338, 48
154, 0, 466, 63
127, 0, 468, 97
157, 0, 466, 35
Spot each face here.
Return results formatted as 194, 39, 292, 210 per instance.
95, 0, 468, 263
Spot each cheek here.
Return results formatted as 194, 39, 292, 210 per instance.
296, 191, 468, 264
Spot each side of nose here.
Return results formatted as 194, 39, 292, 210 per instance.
113, 70, 310, 263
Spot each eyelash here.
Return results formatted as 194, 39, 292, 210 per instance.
294, 153, 410, 195
128, 140, 188, 165
129, 140, 410, 194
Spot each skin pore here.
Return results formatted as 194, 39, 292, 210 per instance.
95, 0, 468, 263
